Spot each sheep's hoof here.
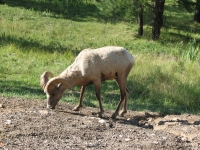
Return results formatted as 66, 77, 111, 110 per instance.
119, 110, 127, 117
111, 113, 118, 119
92, 112, 103, 118
97, 112, 103, 118
72, 106, 80, 111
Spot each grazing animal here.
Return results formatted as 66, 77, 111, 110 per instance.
40, 46, 134, 118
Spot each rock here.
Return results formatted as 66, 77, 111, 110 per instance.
5, 120, 11, 124
99, 119, 106, 124
125, 138, 131, 142
0, 104, 4, 108
181, 136, 189, 142
143, 123, 153, 129
0, 142, 5, 147
172, 118, 179, 122
127, 118, 139, 126
158, 121, 165, 125
193, 121, 200, 125
86, 142, 93, 147
148, 117, 153, 122
72, 124, 76, 127
38, 110, 49, 115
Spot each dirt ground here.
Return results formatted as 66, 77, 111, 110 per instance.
0, 96, 200, 150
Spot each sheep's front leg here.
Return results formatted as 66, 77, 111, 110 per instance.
73, 86, 86, 111
94, 81, 104, 117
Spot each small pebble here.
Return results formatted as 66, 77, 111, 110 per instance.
125, 138, 131, 142
99, 119, 106, 124
39, 110, 49, 115
5, 120, 11, 124
0, 104, 4, 108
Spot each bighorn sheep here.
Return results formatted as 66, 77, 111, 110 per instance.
40, 46, 134, 119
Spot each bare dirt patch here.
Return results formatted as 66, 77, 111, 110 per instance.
0, 97, 200, 149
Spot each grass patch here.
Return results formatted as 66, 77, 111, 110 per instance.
0, 0, 200, 115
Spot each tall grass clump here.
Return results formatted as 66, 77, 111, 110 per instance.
181, 39, 200, 62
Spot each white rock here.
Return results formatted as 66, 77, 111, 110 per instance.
88, 117, 96, 120
98, 119, 106, 124
39, 110, 49, 115
181, 136, 188, 142
172, 118, 179, 121
125, 138, 131, 142
150, 133, 156, 136
127, 118, 131, 121
153, 141, 158, 144
5, 120, 11, 124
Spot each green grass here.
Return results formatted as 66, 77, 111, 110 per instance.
0, 0, 200, 115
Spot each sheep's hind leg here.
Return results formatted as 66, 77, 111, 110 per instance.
119, 86, 129, 117
93, 81, 104, 117
73, 86, 86, 111
111, 80, 126, 119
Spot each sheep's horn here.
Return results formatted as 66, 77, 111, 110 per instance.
40, 71, 54, 91
44, 77, 71, 93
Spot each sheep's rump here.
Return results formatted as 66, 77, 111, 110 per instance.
77, 46, 134, 80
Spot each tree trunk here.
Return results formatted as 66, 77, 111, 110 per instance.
158, 0, 165, 28
152, 0, 165, 40
194, 0, 200, 23
138, 5, 144, 36
152, 0, 159, 40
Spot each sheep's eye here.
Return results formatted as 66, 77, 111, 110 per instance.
52, 93, 55, 97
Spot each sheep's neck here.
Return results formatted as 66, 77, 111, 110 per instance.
59, 69, 83, 88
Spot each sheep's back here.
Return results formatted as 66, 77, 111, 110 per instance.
78, 46, 134, 79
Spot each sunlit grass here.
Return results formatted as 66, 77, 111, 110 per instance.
129, 54, 200, 114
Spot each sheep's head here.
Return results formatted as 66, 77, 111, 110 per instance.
40, 71, 70, 109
